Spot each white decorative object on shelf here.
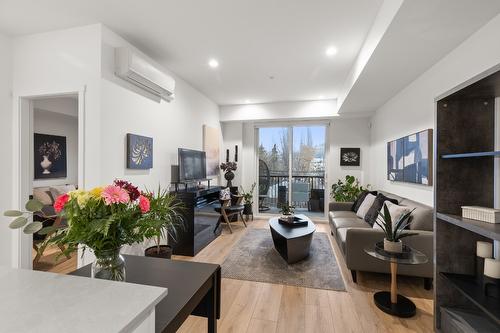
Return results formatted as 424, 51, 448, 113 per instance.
461, 206, 500, 224
484, 258, 500, 279
477, 241, 493, 258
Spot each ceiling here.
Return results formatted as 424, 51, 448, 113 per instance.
0, 0, 383, 105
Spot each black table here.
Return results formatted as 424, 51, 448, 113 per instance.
269, 214, 316, 264
71, 255, 221, 333
364, 243, 428, 318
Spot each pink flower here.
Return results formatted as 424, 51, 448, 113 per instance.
102, 185, 130, 205
54, 193, 69, 213
138, 195, 150, 213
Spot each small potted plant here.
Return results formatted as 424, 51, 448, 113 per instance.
239, 182, 256, 216
280, 201, 295, 222
139, 186, 185, 259
374, 203, 417, 253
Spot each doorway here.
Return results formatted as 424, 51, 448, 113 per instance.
15, 90, 85, 271
257, 124, 327, 219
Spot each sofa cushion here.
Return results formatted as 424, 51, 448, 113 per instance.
373, 201, 411, 230
330, 211, 357, 219
356, 193, 376, 219
399, 199, 434, 231
33, 187, 54, 206
332, 217, 371, 231
364, 194, 399, 226
352, 190, 378, 212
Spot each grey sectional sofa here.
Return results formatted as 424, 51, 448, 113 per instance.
328, 191, 434, 289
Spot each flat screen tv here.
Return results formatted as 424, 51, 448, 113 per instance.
178, 148, 207, 181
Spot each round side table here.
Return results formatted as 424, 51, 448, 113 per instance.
364, 243, 428, 318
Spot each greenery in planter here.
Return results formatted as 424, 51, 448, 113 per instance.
374, 203, 418, 242
138, 186, 185, 256
239, 182, 256, 205
280, 201, 295, 215
330, 175, 368, 202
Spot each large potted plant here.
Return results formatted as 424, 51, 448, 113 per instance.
330, 175, 368, 202
239, 182, 256, 216
139, 187, 184, 259
374, 203, 417, 253
4, 179, 151, 281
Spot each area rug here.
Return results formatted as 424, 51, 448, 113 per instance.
221, 228, 346, 291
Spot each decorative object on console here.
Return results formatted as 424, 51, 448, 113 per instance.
375, 203, 417, 253
127, 133, 153, 169
476, 241, 493, 285
340, 147, 360, 166
220, 161, 237, 187
387, 129, 433, 186
483, 258, 500, 299
141, 186, 185, 260
330, 175, 368, 202
462, 206, 500, 223
203, 125, 220, 177
34, 133, 67, 179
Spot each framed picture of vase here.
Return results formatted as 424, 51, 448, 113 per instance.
127, 133, 153, 169
34, 133, 67, 179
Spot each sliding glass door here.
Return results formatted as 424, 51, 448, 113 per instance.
257, 124, 327, 218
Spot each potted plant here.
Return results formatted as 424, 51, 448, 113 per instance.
374, 203, 418, 253
4, 179, 151, 281
239, 182, 256, 216
280, 201, 295, 222
330, 175, 368, 202
220, 161, 237, 187
139, 186, 185, 259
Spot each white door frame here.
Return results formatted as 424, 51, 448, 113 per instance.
12, 86, 86, 269
254, 120, 330, 220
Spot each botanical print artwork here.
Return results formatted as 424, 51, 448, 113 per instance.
127, 134, 153, 169
203, 125, 220, 177
340, 148, 360, 166
34, 133, 67, 179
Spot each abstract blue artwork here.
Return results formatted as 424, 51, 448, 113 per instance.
127, 133, 153, 169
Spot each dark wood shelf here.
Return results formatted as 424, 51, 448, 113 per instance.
436, 212, 500, 241
441, 151, 500, 159
441, 272, 500, 326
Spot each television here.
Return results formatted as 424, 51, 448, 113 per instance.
178, 148, 207, 181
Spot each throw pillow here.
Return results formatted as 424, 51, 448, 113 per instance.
373, 201, 411, 230
33, 188, 54, 205
364, 194, 398, 226
351, 190, 378, 212
49, 184, 76, 200
219, 187, 231, 201
355, 193, 376, 219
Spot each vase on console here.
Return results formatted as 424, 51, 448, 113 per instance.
224, 170, 235, 187
220, 161, 237, 188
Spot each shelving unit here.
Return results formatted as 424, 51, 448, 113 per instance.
435, 68, 500, 331
441, 151, 500, 159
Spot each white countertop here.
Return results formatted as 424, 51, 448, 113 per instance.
0, 266, 167, 333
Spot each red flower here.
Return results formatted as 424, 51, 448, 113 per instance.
54, 193, 70, 213
114, 179, 141, 201
138, 195, 150, 213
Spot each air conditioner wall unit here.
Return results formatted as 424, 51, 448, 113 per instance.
115, 47, 175, 102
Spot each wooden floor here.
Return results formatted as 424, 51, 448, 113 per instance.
46, 218, 433, 332
33, 245, 77, 274
174, 218, 434, 333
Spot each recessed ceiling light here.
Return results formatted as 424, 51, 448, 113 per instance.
208, 58, 219, 68
318, 95, 325, 100
245, 99, 251, 104
325, 46, 338, 57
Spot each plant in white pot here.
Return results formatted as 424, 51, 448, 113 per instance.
374, 203, 418, 253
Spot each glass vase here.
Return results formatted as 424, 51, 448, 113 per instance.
91, 248, 126, 281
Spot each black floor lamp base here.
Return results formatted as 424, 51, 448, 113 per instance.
374, 291, 416, 318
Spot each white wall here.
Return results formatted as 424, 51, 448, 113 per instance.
371, 12, 500, 206
33, 107, 78, 187
222, 122, 243, 187
0, 33, 13, 267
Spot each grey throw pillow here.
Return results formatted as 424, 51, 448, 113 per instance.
364, 193, 398, 226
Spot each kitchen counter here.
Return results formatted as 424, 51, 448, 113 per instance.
0, 266, 168, 333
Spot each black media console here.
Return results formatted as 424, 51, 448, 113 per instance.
170, 186, 222, 256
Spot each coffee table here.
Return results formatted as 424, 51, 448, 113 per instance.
269, 214, 316, 264
364, 243, 428, 318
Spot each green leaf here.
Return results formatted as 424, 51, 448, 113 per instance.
4, 210, 23, 217
9, 217, 28, 229
25, 199, 44, 212
23, 221, 43, 234
397, 232, 419, 240
38, 225, 59, 235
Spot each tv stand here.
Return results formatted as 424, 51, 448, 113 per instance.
171, 178, 213, 192
170, 186, 222, 256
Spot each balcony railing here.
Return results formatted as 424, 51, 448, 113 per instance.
260, 172, 325, 211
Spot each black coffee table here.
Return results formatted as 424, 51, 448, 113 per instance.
269, 214, 316, 264
364, 243, 428, 318
71, 255, 221, 333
